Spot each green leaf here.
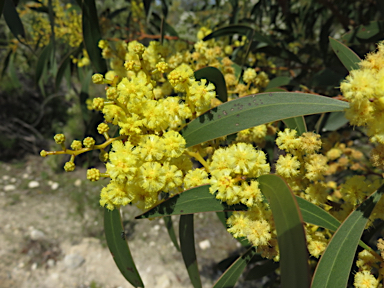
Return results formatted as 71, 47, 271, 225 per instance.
311, 184, 384, 288
266, 76, 292, 90
342, 21, 384, 44
180, 92, 349, 148
194, 67, 228, 103
143, 0, 153, 22
82, 0, 107, 73
295, 196, 340, 232
329, 37, 361, 72
258, 175, 310, 288
203, 24, 274, 46
322, 111, 349, 132
35, 42, 53, 85
282, 116, 307, 135
163, 215, 180, 251
213, 247, 257, 288
104, 208, 144, 287
244, 259, 279, 281
55, 50, 74, 91
3, 0, 25, 40
150, 12, 178, 37
179, 214, 202, 288
136, 185, 247, 219
79, 69, 93, 122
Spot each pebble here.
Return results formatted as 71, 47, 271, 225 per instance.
63, 254, 85, 269
198, 239, 211, 250
28, 181, 40, 189
30, 229, 46, 240
47, 259, 55, 268
31, 262, 38, 270
10, 177, 16, 183
74, 179, 82, 187
50, 182, 59, 190
4, 184, 16, 191
22, 173, 29, 179
3, 175, 10, 181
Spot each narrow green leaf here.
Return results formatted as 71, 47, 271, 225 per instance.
179, 214, 202, 288
311, 184, 384, 288
163, 215, 180, 251
180, 92, 349, 148
104, 208, 144, 287
329, 37, 361, 72
8, 53, 21, 88
266, 76, 292, 90
203, 24, 274, 46
82, 0, 107, 73
136, 185, 247, 219
258, 175, 310, 288
143, 0, 153, 22
1, 49, 12, 78
213, 247, 257, 288
282, 116, 307, 135
79, 69, 93, 123
55, 51, 73, 91
150, 12, 178, 37
35, 42, 53, 85
322, 111, 349, 132
108, 7, 128, 19
3, 0, 25, 40
194, 67, 228, 103
245, 260, 279, 281
295, 196, 340, 232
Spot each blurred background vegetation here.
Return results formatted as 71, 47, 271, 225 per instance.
0, 0, 383, 163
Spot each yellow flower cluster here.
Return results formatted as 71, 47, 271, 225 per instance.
341, 41, 384, 170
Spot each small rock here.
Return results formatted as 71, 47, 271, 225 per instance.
153, 225, 160, 231
50, 182, 59, 190
4, 184, 16, 191
22, 173, 29, 179
31, 262, 38, 270
47, 259, 55, 268
10, 177, 16, 183
3, 175, 9, 181
74, 179, 82, 187
63, 254, 85, 269
199, 239, 211, 250
28, 181, 40, 189
30, 229, 45, 240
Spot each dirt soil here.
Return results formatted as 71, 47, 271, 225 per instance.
0, 156, 257, 288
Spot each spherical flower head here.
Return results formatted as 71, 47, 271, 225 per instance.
275, 154, 301, 178
106, 140, 137, 183
209, 169, 241, 204
240, 180, 263, 207
246, 219, 272, 247
298, 132, 322, 154
194, 40, 207, 53
124, 60, 135, 71
188, 79, 216, 108
162, 163, 183, 192
354, 271, 378, 288
134, 134, 165, 161
92, 73, 104, 84
340, 175, 378, 206
64, 161, 75, 172
83, 137, 95, 148
130, 41, 146, 56
168, 64, 194, 92
209, 147, 231, 172
184, 169, 209, 190
162, 131, 186, 159
100, 181, 134, 210
227, 143, 268, 175
227, 211, 251, 238
138, 161, 166, 193
307, 231, 328, 258
340, 69, 376, 102
54, 133, 65, 144
98, 39, 109, 49
106, 87, 118, 100
224, 45, 233, 55
304, 182, 328, 206
87, 168, 100, 181
304, 154, 328, 181
71, 140, 82, 150
276, 128, 300, 153
243, 68, 257, 84
156, 62, 168, 73
370, 143, 384, 169
97, 123, 109, 134
40, 150, 48, 157
92, 98, 105, 111
326, 148, 342, 160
